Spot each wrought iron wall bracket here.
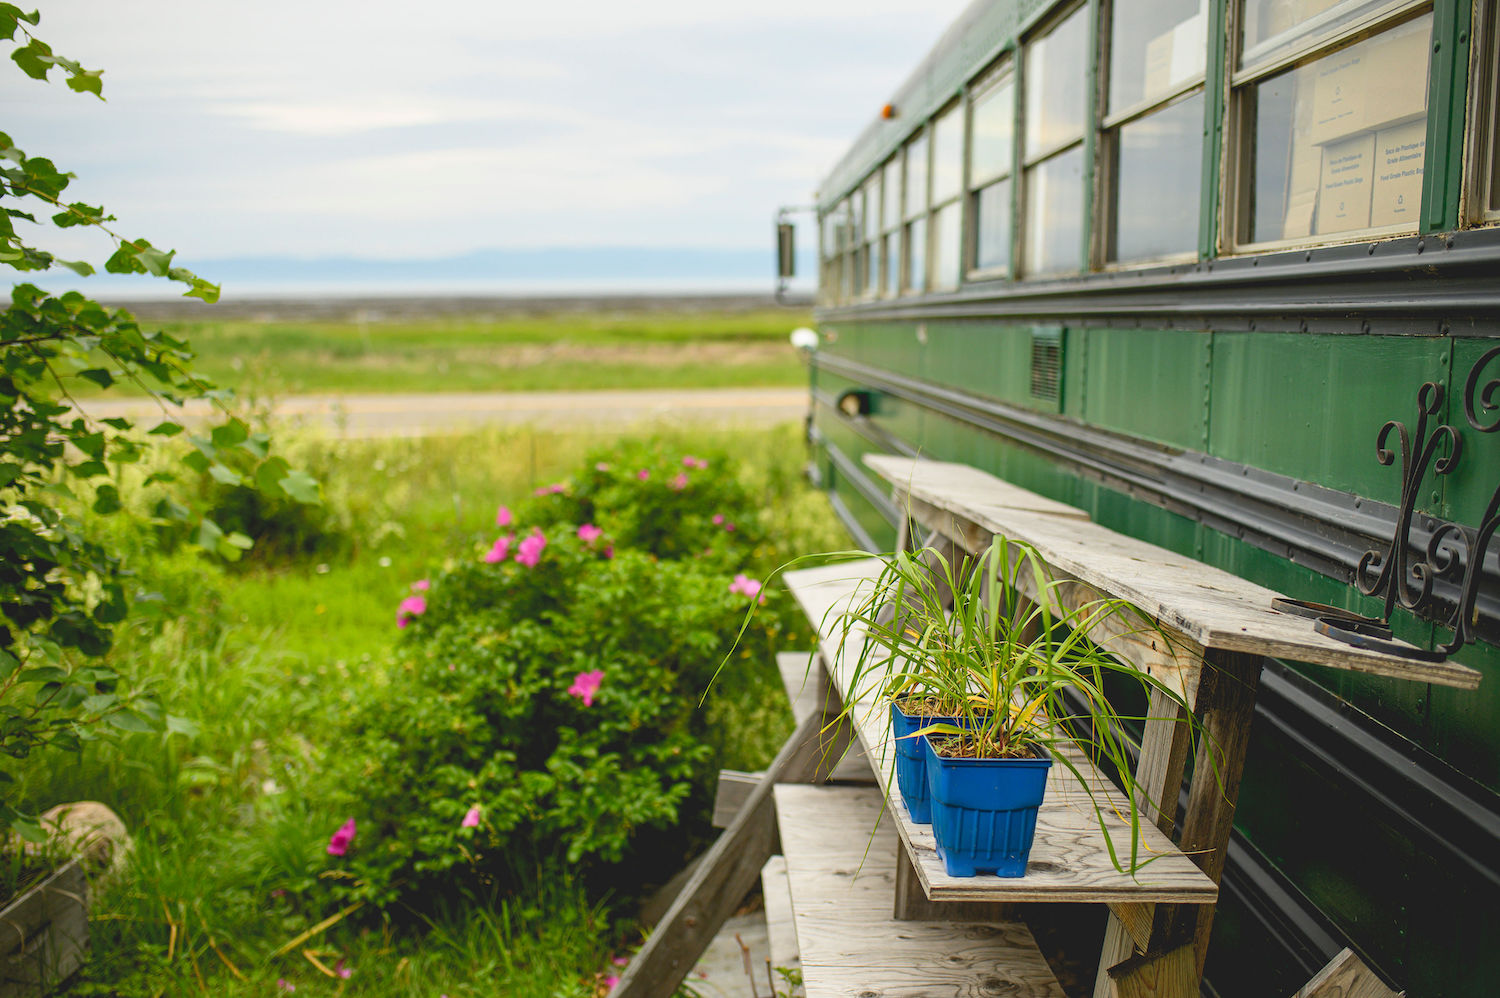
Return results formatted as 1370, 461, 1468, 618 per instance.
1324, 345, 1500, 659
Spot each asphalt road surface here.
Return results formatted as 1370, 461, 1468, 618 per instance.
79, 387, 810, 438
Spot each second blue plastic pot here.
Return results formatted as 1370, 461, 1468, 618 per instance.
924, 736, 1052, 877
890, 701, 961, 824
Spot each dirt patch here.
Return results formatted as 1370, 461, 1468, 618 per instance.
318, 340, 793, 371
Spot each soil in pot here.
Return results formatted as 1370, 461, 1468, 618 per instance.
924, 734, 1052, 877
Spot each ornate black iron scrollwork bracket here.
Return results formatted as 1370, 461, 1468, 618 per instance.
1320, 346, 1500, 660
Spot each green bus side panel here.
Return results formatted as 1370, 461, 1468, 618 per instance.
1207, 333, 1451, 506
1428, 638, 1500, 793
1443, 337, 1500, 524
1076, 328, 1212, 451
923, 322, 1037, 406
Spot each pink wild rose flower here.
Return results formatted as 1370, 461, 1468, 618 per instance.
484, 535, 513, 563
495, 504, 513, 528
577, 524, 603, 544
515, 529, 547, 567
410, 579, 430, 591
605, 976, 620, 988
334, 960, 352, 980
327, 818, 356, 856
461, 806, 481, 828
396, 595, 427, 628
636, 469, 650, 481
728, 574, 763, 601
568, 669, 604, 707
711, 514, 724, 525
669, 472, 689, 491
681, 455, 708, 469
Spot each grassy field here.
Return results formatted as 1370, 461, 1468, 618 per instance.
89, 306, 814, 396
16, 421, 845, 997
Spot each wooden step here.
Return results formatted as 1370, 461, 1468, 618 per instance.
773, 783, 1064, 998
776, 652, 873, 782
760, 856, 803, 997
782, 560, 1221, 905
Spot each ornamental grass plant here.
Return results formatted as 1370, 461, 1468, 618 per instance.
831, 533, 1198, 874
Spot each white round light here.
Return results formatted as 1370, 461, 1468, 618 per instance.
789, 327, 819, 352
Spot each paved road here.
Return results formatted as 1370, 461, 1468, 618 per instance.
79, 387, 810, 437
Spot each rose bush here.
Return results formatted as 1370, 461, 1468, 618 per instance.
322, 441, 799, 915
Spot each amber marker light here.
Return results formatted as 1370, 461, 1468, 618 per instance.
880, 103, 896, 119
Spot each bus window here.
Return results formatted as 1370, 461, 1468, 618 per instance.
969, 64, 1015, 276
1023, 5, 1089, 277
1103, 0, 1208, 265
1236, 11, 1432, 246
882, 156, 902, 297
1241, 0, 1399, 65
931, 103, 964, 290
906, 216, 928, 294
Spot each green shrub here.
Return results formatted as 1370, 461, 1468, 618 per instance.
325, 444, 789, 914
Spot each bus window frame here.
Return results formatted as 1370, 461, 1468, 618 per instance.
965, 56, 1018, 282
1463, 0, 1500, 227
929, 97, 967, 292
1019, 0, 1092, 280
1222, 0, 1435, 255
1094, 0, 1210, 270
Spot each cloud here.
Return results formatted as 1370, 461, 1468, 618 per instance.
14, 0, 972, 264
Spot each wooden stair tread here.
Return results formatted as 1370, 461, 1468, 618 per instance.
774, 783, 1064, 998
863, 454, 1481, 691
760, 856, 802, 995
777, 652, 874, 782
782, 560, 1221, 904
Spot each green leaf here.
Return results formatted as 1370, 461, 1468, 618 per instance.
81, 692, 117, 714
105, 709, 153, 733
148, 420, 184, 437
11, 37, 52, 79
78, 367, 113, 388
55, 257, 95, 276
165, 714, 199, 737
181, 276, 220, 304
279, 469, 322, 505
196, 516, 223, 549
64, 67, 103, 98
207, 462, 240, 486
132, 244, 174, 276
92, 483, 121, 514
210, 417, 248, 449
253, 456, 291, 496
225, 531, 253, 550
8, 813, 45, 844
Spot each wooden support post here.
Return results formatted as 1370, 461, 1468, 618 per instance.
1094, 686, 1194, 995
1102, 650, 1263, 998
1291, 948, 1404, 998
1107, 943, 1197, 998
612, 703, 855, 998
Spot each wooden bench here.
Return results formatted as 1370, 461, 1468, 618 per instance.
614, 456, 1475, 998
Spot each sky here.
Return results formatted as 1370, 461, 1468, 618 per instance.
6, 0, 971, 290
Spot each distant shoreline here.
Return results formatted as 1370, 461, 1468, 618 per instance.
104, 290, 814, 322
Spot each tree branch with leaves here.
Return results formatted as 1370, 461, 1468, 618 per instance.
0, 4, 318, 840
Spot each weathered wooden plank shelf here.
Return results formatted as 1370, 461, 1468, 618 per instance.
774, 783, 1065, 998
863, 455, 1483, 692
782, 559, 1222, 905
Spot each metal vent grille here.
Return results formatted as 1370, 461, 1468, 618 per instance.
1029, 329, 1062, 403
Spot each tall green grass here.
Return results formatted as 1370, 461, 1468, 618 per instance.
80, 309, 814, 396
17, 421, 843, 997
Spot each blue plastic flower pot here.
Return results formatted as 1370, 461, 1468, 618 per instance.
924, 736, 1052, 877
890, 701, 962, 824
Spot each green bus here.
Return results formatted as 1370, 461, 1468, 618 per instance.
796, 1, 1500, 994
